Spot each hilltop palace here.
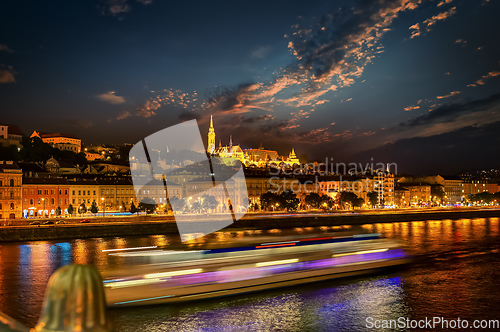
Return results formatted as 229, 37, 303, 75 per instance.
206, 115, 300, 168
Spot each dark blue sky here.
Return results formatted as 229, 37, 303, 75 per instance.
1, 0, 499, 173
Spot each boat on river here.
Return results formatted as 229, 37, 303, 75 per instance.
103, 232, 410, 306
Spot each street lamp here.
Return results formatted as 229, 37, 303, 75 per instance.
101, 197, 105, 217
42, 198, 45, 218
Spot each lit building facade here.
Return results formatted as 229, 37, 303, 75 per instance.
208, 116, 299, 168
96, 178, 137, 212
394, 186, 410, 207
22, 177, 70, 217
0, 161, 22, 219
396, 182, 432, 205
318, 172, 395, 206
462, 179, 498, 196
31, 131, 82, 153
412, 175, 463, 205
69, 179, 100, 208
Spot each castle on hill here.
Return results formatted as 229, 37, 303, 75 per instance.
207, 115, 300, 168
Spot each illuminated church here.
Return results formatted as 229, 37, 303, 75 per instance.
207, 115, 300, 168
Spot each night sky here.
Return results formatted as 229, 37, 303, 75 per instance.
1, 0, 499, 174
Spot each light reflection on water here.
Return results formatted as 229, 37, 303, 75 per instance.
0, 217, 499, 330
110, 276, 407, 332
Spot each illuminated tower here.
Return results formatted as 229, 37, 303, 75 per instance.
207, 115, 216, 153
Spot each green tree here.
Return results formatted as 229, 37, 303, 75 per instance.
79, 203, 87, 214
367, 192, 379, 207
250, 202, 260, 211
305, 192, 322, 209
431, 185, 445, 205
55, 206, 62, 216
169, 197, 185, 213
90, 200, 99, 215
469, 192, 495, 204
280, 190, 299, 212
0, 145, 21, 161
67, 204, 74, 216
138, 197, 156, 214
337, 192, 364, 210
202, 195, 219, 211
260, 191, 280, 210
191, 201, 202, 213
129, 201, 138, 214
320, 195, 335, 210
163, 201, 172, 213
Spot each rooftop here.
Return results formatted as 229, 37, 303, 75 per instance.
40, 132, 80, 139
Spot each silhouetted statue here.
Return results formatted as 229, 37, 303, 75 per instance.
34, 264, 111, 332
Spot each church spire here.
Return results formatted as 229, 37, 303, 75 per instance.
207, 115, 216, 154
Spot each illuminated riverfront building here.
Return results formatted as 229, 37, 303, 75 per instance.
207, 115, 300, 168
0, 161, 22, 220
395, 182, 432, 205
207, 115, 216, 154
462, 179, 498, 196
30, 131, 82, 153
317, 172, 395, 207
22, 177, 70, 217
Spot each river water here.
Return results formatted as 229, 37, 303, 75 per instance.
1, 217, 499, 331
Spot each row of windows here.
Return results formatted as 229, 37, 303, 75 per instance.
72, 197, 137, 204
0, 179, 16, 187
138, 189, 180, 195
24, 189, 69, 195
0, 203, 15, 209
23, 198, 69, 205
72, 190, 97, 196
0, 191, 16, 199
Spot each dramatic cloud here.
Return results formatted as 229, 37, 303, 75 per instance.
0, 67, 16, 83
436, 91, 460, 99
114, 88, 200, 120
178, 110, 201, 122
400, 93, 500, 130
281, 0, 422, 105
97, 91, 125, 104
437, 0, 453, 7
203, 83, 268, 116
241, 114, 274, 124
126, 0, 422, 121
354, 121, 500, 174
0, 44, 14, 53
114, 0, 426, 145
409, 6, 457, 38
116, 111, 131, 120
467, 70, 500, 87
404, 105, 420, 111
424, 6, 456, 27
